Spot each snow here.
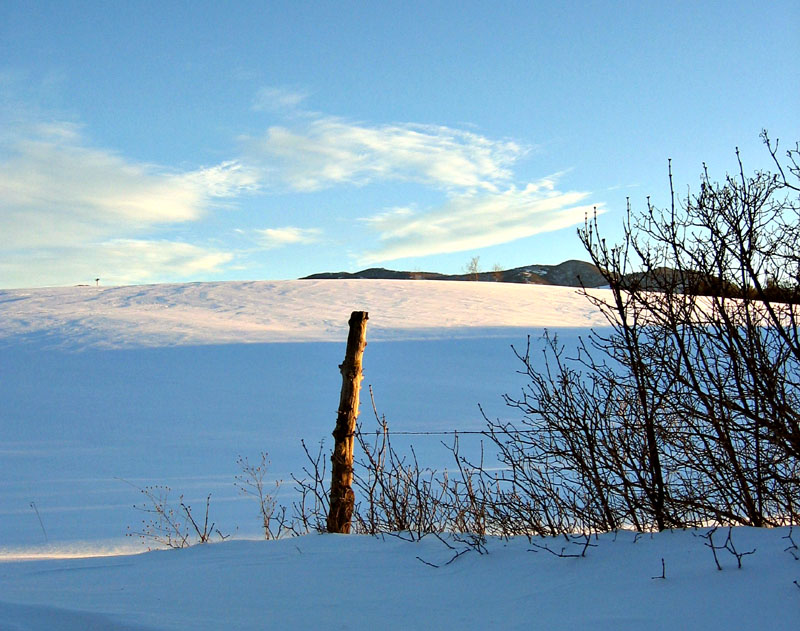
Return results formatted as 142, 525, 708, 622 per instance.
1, 530, 798, 630
0, 280, 609, 349
1, 280, 797, 630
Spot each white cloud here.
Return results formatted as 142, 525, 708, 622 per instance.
252, 87, 310, 112
360, 178, 601, 263
0, 239, 234, 288
99, 239, 235, 283
361, 206, 416, 225
247, 117, 525, 192
254, 226, 322, 249
0, 122, 251, 287
182, 161, 261, 198
0, 123, 255, 250
0, 92, 599, 286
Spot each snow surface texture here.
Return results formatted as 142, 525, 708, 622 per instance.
0, 280, 609, 349
1, 280, 798, 630
1, 281, 599, 555
2, 530, 798, 631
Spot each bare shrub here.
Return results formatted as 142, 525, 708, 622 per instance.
287, 439, 331, 535
465, 255, 481, 281
126, 484, 224, 550
480, 134, 799, 533
235, 452, 289, 540
127, 136, 798, 544
351, 390, 452, 539
699, 526, 756, 570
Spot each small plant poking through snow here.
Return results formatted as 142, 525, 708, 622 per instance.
784, 526, 799, 561
126, 484, 225, 550
699, 527, 756, 570
235, 452, 289, 540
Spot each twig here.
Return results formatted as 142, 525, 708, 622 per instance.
415, 532, 477, 568
529, 534, 597, 558
651, 558, 666, 580
30, 501, 48, 543
783, 526, 799, 561
416, 556, 440, 568
701, 527, 723, 571
700, 527, 755, 570
216, 529, 231, 541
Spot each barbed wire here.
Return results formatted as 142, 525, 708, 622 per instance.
358, 425, 762, 439
372, 429, 486, 436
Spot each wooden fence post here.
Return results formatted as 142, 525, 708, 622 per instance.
327, 311, 369, 533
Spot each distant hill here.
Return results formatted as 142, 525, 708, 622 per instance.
302, 259, 608, 288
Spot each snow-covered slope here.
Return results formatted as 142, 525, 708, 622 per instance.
1, 280, 605, 555
1, 529, 797, 631
0, 280, 796, 630
0, 280, 609, 349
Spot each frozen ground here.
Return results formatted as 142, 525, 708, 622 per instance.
0, 280, 797, 629
1, 280, 601, 555
0, 279, 609, 348
2, 528, 798, 631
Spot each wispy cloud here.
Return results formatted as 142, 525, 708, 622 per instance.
182, 161, 260, 199
254, 226, 322, 249
360, 178, 601, 263
0, 81, 598, 286
0, 122, 256, 249
243, 104, 597, 260
99, 239, 235, 283
246, 117, 525, 192
0, 239, 234, 287
252, 86, 310, 112
0, 122, 248, 286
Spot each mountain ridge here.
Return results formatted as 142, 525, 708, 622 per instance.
302, 259, 608, 288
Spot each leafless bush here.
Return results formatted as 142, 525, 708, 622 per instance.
131, 137, 799, 546
353, 424, 447, 539
581, 133, 799, 527
481, 332, 671, 535
347, 389, 491, 542
287, 439, 331, 535
479, 134, 799, 534
529, 533, 597, 558
235, 452, 289, 540
126, 484, 225, 550
465, 255, 481, 281
699, 526, 756, 570
784, 526, 799, 561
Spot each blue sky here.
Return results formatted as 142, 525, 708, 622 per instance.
1, 1, 798, 288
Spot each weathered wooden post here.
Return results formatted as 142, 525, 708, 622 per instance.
326, 310, 369, 533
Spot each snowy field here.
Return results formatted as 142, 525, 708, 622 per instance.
1, 280, 797, 629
